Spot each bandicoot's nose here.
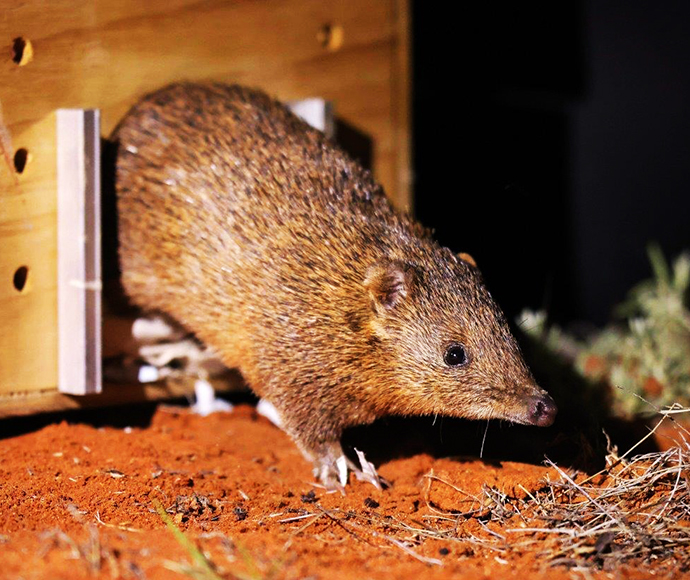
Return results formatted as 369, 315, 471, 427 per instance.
529, 394, 558, 427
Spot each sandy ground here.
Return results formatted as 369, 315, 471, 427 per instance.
0, 402, 680, 579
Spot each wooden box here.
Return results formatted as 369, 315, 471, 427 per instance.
0, 0, 411, 417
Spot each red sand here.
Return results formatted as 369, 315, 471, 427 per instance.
0, 405, 669, 579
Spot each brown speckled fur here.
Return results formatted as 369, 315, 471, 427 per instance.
115, 83, 555, 480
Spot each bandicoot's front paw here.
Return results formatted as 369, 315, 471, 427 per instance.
291, 432, 388, 491
312, 447, 386, 491
313, 455, 350, 490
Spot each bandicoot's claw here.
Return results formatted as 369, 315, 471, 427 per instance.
314, 450, 385, 492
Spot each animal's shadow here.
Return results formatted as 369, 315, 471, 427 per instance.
341, 412, 659, 476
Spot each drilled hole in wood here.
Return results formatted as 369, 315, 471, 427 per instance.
317, 24, 344, 52
13, 266, 29, 292
13, 148, 29, 173
12, 37, 33, 66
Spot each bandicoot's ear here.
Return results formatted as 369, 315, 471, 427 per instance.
364, 260, 414, 310
457, 252, 477, 268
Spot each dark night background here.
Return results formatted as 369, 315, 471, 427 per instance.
412, 1, 690, 327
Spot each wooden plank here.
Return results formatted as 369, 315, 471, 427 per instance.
392, 0, 412, 213
1, 0, 403, 200
0, 374, 245, 419
56, 109, 102, 395
0, 114, 58, 393
1, 1, 391, 121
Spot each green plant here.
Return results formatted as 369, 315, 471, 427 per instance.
154, 500, 224, 580
520, 245, 690, 416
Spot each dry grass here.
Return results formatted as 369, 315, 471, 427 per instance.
425, 405, 690, 572
520, 246, 690, 415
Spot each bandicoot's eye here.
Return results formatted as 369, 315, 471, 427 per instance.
444, 343, 468, 367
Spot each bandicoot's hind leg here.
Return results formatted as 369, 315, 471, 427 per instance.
256, 398, 385, 490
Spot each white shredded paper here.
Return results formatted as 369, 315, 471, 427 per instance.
132, 315, 184, 343
137, 365, 159, 383
191, 379, 233, 416
354, 448, 382, 490
256, 398, 283, 428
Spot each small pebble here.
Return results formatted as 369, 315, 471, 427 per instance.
364, 497, 379, 508
301, 490, 318, 504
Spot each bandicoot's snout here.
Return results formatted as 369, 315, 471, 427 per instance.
528, 394, 558, 427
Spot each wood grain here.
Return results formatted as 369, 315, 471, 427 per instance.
0, 374, 246, 418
